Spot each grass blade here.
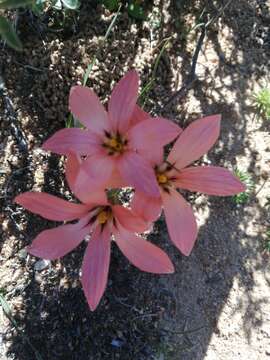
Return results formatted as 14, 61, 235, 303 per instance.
104, 4, 122, 41
83, 55, 96, 86
0, 16, 22, 51
139, 37, 171, 105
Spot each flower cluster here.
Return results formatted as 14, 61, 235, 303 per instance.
15, 70, 245, 310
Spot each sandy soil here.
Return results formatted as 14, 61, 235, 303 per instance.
0, 0, 270, 359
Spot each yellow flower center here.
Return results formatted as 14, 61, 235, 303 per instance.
107, 138, 118, 148
103, 132, 127, 155
97, 211, 109, 224
107, 138, 123, 152
157, 173, 168, 185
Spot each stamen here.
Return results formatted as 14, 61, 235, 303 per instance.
103, 132, 127, 155
97, 211, 109, 224
157, 173, 168, 185
108, 138, 118, 148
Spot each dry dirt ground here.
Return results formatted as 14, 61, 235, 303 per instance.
0, 0, 270, 359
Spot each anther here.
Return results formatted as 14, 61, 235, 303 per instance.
97, 211, 109, 225
157, 173, 168, 184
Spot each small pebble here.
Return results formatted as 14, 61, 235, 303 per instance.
34, 259, 51, 271
111, 338, 125, 348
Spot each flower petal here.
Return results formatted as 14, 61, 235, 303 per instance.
112, 205, 149, 233
175, 166, 246, 195
65, 154, 108, 204
108, 70, 139, 133
81, 225, 111, 311
69, 85, 109, 134
161, 188, 198, 256
138, 146, 164, 167
65, 152, 81, 193
168, 114, 221, 169
131, 191, 162, 222
128, 117, 181, 165
118, 151, 160, 198
129, 104, 150, 127
104, 167, 128, 188
128, 117, 181, 156
28, 217, 91, 260
114, 225, 174, 274
74, 153, 115, 202
42, 128, 101, 156
15, 192, 89, 221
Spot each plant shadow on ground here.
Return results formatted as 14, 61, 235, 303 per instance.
1, 0, 270, 359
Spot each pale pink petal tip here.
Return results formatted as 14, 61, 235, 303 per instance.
108, 70, 139, 132
168, 114, 222, 169
42, 128, 100, 156
175, 166, 247, 196
114, 226, 174, 274
81, 226, 111, 311
69, 85, 108, 134
14, 192, 88, 221
162, 189, 198, 257
26, 221, 90, 260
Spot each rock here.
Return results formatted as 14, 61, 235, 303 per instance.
34, 259, 51, 271
111, 338, 125, 348
18, 248, 28, 260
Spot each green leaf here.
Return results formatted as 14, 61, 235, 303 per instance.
61, 0, 80, 10
66, 112, 74, 128
128, 1, 146, 20
104, 3, 121, 40
31, 0, 46, 15
0, 16, 22, 51
83, 56, 96, 86
0, 0, 34, 9
102, 0, 119, 12
0, 293, 17, 327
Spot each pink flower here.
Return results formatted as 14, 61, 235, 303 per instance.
43, 70, 182, 197
131, 115, 246, 256
14, 154, 174, 311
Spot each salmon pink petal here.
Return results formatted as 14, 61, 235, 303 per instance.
118, 152, 160, 198
28, 218, 91, 260
69, 85, 109, 134
42, 128, 101, 156
65, 152, 81, 194
168, 114, 221, 169
74, 153, 115, 200
175, 166, 246, 195
161, 188, 198, 256
65, 153, 108, 204
131, 191, 162, 222
75, 188, 108, 207
114, 225, 174, 274
128, 117, 181, 165
104, 167, 128, 188
15, 192, 89, 221
108, 70, 139, 133
138, 146, 164, 167
112, 205, 149, 233
81, 225, 111, 311
128, 117, 182, 153
129, 104, 150, 126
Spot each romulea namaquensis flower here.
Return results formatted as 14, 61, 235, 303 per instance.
43, 70, 182, 197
